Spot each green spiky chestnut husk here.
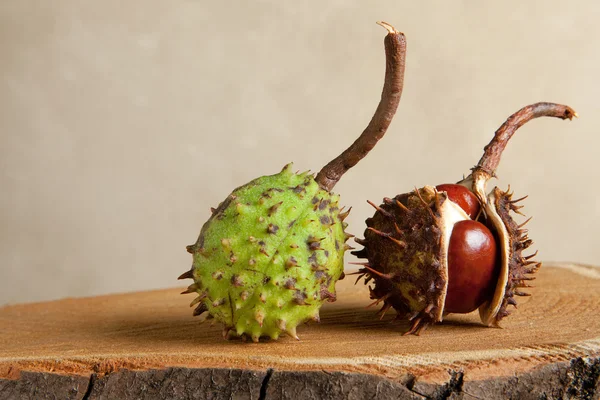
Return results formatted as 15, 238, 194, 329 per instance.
180, 164, 350, 342
179, 22, 407, 342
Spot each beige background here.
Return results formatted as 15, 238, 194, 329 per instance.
1, 1, 598, 305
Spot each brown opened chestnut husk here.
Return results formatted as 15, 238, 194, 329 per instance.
353, 102, 577, 335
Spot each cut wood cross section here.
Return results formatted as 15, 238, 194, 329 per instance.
1, 264, 599, 399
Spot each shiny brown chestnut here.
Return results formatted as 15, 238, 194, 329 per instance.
435, 184, 480, 219
445, 220, 498, 314
353, 102, 577, 334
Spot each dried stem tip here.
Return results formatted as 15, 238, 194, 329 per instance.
376, 21, 400, 34
315, 22, 406, 192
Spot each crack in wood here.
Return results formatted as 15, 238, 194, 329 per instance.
81, 373, 96, 400
259, 368, 273, 400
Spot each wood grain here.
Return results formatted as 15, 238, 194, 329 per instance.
1, 263, 599, 387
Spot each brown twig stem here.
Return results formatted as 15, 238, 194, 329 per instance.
474, 102, 577, 177
463, 102, 577, 204
315, 21, 406, 191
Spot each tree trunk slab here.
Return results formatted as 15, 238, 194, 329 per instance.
1, 263, 599, 399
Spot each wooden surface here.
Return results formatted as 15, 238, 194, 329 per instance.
1, 263, 600, 398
